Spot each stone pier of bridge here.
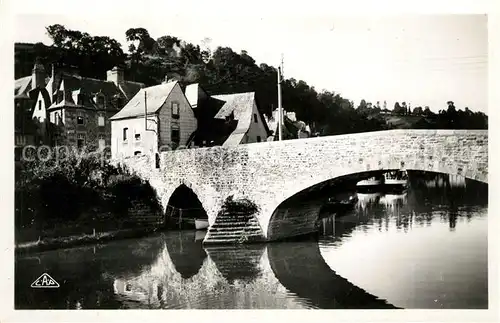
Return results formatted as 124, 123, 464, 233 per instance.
114, 129, 488, 244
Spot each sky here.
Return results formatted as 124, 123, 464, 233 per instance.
13, 10, 488, 113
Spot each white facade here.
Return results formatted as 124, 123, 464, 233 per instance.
111, 82, 197, 159
244, 101, 269, 143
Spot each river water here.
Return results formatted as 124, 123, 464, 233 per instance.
15, 174, 488, 309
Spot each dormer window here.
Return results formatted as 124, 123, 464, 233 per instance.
254, 113, 258, 123
171, 102, 179, 119
95, 94, 105, 107
77, 112, 84, 125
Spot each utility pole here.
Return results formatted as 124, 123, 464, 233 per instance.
277, 54, 284, 141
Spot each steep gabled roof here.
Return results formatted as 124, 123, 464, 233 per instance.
211, 92, 271, 146
110, 81, 178, 120
14, 75, 50, 99
14, 76, 32, 99
212, 92, 255, 120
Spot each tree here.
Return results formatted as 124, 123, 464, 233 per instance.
125, 27, 156, 56
45, 24, 126, 78
393, 101, 404, 115
412, 106, 423, 115
401, 101, 408, 115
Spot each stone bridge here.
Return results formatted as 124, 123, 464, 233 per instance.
116, 129, 488, 243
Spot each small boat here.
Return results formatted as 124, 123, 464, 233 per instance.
383, 170, 408, 189
195, 218, 209, 230
356, 176, 383, 188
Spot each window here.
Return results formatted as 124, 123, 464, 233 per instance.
54, 112, 60, 125
96, 95, 105, 106
257, 136, 261, 142
77, 116, 84, 125
171, 129, 180, 145
254, 113, 258, 123
171, 102, 180, 119
98, 113, 105, 126
116, 97, 124, 108
134, 151, 142, 156
77, 133, 85, 149
123, 128, 128, 141
135, 133, 141, 141
155, 153, 160, 168
98, 134, 106, 151
77, 93, 84, 105
38, 101, 42, 110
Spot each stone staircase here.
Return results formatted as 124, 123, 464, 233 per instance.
204, 244, 265, 282
204, 211, 265, 244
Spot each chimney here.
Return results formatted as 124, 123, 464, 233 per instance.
32, 58, 46, 89
107, 66, 124, 86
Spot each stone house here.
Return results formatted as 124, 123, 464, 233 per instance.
30, 65, 144, 151
110, 80, 198, 159
15, 61, 143, 156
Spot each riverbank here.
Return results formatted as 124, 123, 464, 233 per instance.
15, 226, 162, 256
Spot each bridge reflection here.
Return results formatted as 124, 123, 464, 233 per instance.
111, 232, 397, 309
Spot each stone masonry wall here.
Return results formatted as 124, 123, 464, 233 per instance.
117, 129, 488, 242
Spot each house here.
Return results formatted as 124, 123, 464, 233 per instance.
15, 62, 144, 153
34, 66, 144, 151
110, 83, 273, 158
110, 80, 197, 159
184, 84, 271, 147
210, 92, 271, 146
184, 84, 231, 147
14, 61, 50, 158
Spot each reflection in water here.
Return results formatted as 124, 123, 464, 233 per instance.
318, 178, 488, 309
112, 237, 396, 309
267, 241, 397, 309
15, 173, 487, 309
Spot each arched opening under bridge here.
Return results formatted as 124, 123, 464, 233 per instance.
266, 169, 488, 241
166, 184, 208, 229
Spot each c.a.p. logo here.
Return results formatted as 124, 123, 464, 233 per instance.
30, 273, 60, 288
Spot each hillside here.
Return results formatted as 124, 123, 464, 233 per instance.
14, 23, 488, 135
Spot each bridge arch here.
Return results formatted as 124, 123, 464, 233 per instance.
265, 167, 487, 241
165, 182, 209, 221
